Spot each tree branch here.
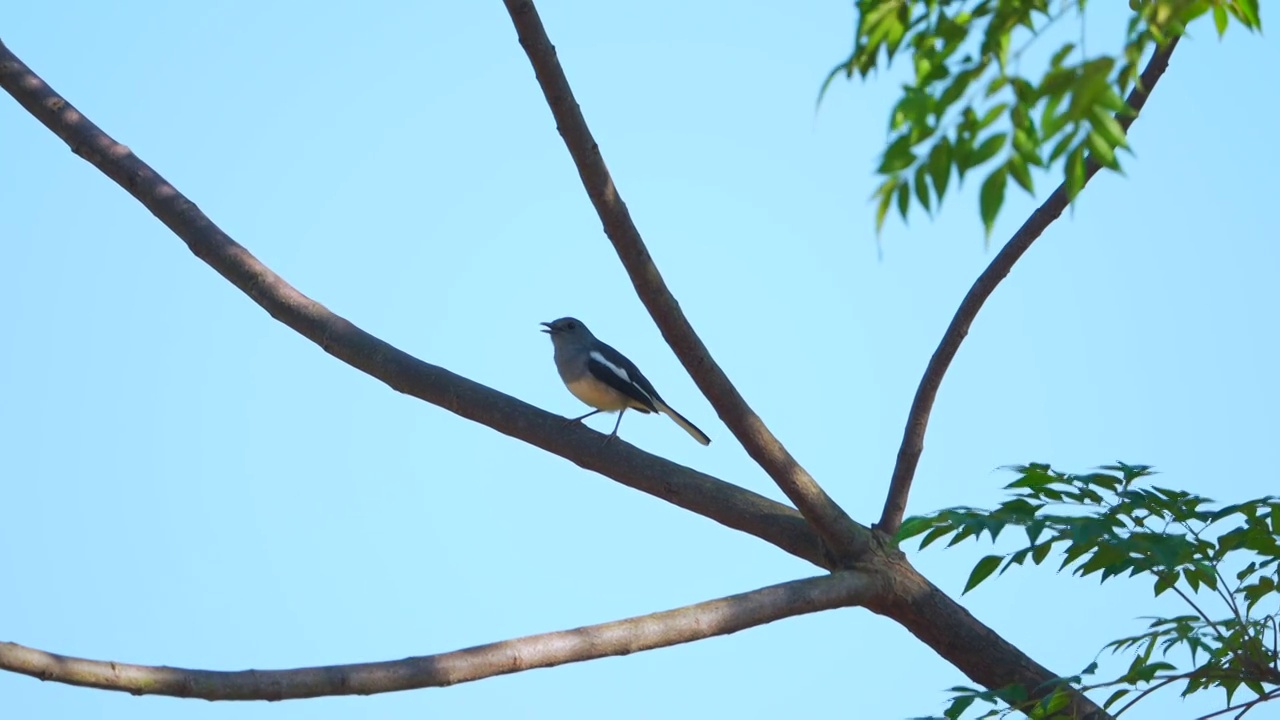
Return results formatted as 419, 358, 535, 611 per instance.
0, 38, 824, 569
500, 0, 869, 564
876, 36, 1182, 536
869, 555, 1112, 720
0, 572, 878, 699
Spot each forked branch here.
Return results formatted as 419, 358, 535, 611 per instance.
0, 572, 877, 699
501, 0, 870, 563
876, 36, 1183, 536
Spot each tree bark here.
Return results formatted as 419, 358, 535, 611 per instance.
0, 572, 878, 699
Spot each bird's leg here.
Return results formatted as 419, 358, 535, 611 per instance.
563, 409, 603, 427
603, 408, 627, 445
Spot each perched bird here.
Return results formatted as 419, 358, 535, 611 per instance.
541, 317, 710, 446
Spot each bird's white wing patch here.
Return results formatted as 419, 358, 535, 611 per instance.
587, 350, 658, 412
590, 350, 632, 384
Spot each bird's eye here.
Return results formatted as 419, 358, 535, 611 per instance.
566, 322, 576, 330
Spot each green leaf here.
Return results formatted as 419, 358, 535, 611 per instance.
970, 132, 1008, 168
816, 60, 852, 108
985, 74, 1008, 98
977, 103, 1009, 131
1039, 689, 1070, 715
897, 180, 911, 221
1182, 565, 1200, 591
1213, 5, 1229, 36
964, 554, 1004, 594
939, 66, 982, 111
1008, 77, 1036, 105
1089, 106, 1129, 148
1049, 43, 1076, 68
1002, 548, 1030, 574
943, 695, 976, 720
1099, 87, 1131, 118
1039, 67, 1078, 102
1232, 0, 1261, 29
1008, 155, 1034, 194
1012, 127, 1042, 167
929, 138, 952, 199
914, 163, 933, 213
1026, 518, 1046, 545
979, 167, 1007, 238
897, 515, 935, 541
1103, 688, 1130, 710
1041, 94, 1068, 140
953, 138, 974, 180
879, 135, 918, 174
1065, 144, 1087, 201
1087, 130, 1119, 170
1069, 57, 1117, 118
1192, 562, 1217, 591
993, 30, 1011, 71
1031, 540, 1052, 564
874, 178, 896, 234
1048, 128, 1077, 164
920, 524, 954, 549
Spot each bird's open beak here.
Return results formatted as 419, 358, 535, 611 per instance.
540, 322, 554, 334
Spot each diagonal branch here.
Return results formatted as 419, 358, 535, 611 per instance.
501, 0, 869, 564
870, 555, 1112, 720
876, 36, 1183, 536
0, 38, 824, 570
0, 571, 879, 699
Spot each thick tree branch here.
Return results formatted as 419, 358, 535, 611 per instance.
0, 571, 879, 699
0, 38, 824, 569
501, 0, 869, 564
869, 554, 1111, 720
876, 37, 1182, 536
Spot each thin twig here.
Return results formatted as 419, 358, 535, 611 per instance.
0, 572, 876, 699
877, 36, 1182, 535
1171, 586, 1230, 644
500, 0, 869, 564
1214, 564, 1244, 622
0, 37, 835, 569
1270, 615, 1279, 672
1197, 687, 1280, 720
1112, 672, 1194, 717
1173, 518, 1242, 623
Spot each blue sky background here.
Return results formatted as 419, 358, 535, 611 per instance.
2, 2, 1276, 718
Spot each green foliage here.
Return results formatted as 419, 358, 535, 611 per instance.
821, 0, 1263, 237
900, 463, 1280, 718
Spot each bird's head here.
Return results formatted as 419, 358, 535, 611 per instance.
540, 317, 593, 345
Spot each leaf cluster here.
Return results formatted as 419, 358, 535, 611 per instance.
900, 463, 1279, 596
823, 0, 1262, 236
900, 462, 1280, 718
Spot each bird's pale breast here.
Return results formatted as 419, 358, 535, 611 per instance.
566, 376, 632, 411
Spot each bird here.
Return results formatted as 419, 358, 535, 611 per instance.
541, 317, 711, 446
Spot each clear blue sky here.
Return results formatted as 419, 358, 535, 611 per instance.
2, 3, 1276, 718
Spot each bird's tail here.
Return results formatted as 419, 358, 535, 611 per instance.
654, 400, 711, 446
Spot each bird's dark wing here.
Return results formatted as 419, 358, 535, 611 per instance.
587, 344, 661, 413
